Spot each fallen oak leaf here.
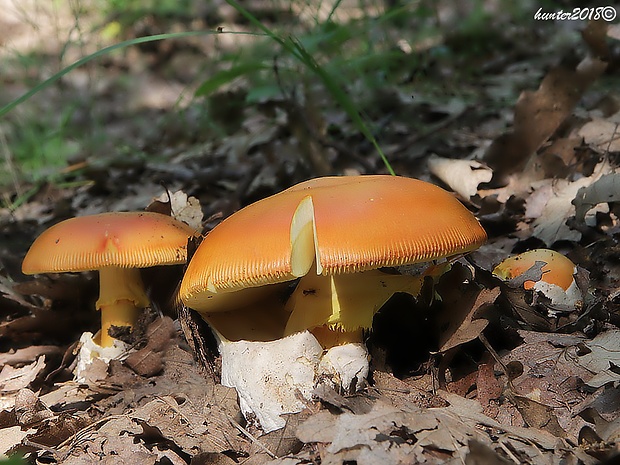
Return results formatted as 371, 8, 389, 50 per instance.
528, 177, 594, 245
0, 356, 46, 394
438, 287, 499, 353
150, 190, 204, 231
575, 329, 620, 388
508, 394, 567, 438
124, 317, 176, 377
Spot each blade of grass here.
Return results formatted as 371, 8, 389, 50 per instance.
290, 38, 395, 175
0, 30, 261, 119
326, 0, 344, 23
224, 0, 395, 175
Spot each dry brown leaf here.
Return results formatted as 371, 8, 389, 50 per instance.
296, 401, 442, 464
510, 394, 566, 437
436, 264, 499, 352
60, 415, 159, 465
14, 388, 54, 427
125, 317, 176, 377
0, 425, 33, 457
438, 391, 565, 451
0, 346, 62, 366
0, 356, 46, 394
152, 190, 204, 231
527, 177, 594, 244
466, 440, 514, 465
581, 20, 610, 60
499, 331, 599, 441
438, 287, 499, 353
539, 137, 581, 177
484, 57, 607, 183
476, 361, 504, 411
295, 392, 576, 465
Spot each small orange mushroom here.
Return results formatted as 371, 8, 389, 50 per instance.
23, 212, 197, 347
493, 249, 581, 308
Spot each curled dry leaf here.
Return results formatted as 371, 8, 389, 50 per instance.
528, 177, 594, 245
14, 388, 54, 427
499, 330, 617, 441
124, 317, 176, 377
0, 356, 46, 397
427, 155, 493, 199
438, 287, 499, 353
294, 394, 573, 465
152, 190, 204, 231
573, 173, 620, 223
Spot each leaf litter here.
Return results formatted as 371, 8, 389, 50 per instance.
1, 5, 620, 465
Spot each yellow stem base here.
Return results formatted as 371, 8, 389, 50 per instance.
96, 267, 149, 347
97, 300, 140, 347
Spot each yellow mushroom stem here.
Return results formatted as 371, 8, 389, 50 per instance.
95, 266, 150, 347
284, 269, 425, 348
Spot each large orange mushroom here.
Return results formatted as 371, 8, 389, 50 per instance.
181, 175, 486, 343
179, 175, 486, 430
23, 212, 197, 347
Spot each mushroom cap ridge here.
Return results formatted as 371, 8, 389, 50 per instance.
22, 212, 198, 274
180, 175, 486, 308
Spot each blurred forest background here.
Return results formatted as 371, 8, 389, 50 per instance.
1, 0, 609, 213
1, 1, 620, 464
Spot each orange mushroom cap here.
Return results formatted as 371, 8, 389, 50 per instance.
492, 248, 576, 291
22, 212, 197, 274
180, 175, 487, 311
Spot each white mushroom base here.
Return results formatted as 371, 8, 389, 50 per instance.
216, 330, 370, 433
319, 342, 369, 392
74, 331, 130, 382
532, 279, 582, 316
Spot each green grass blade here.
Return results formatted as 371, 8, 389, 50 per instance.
326, 0, 344, 23
290, 38, 395, 175
224, 0, 395, 175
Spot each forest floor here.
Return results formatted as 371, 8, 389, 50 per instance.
0, 1, 619, 464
